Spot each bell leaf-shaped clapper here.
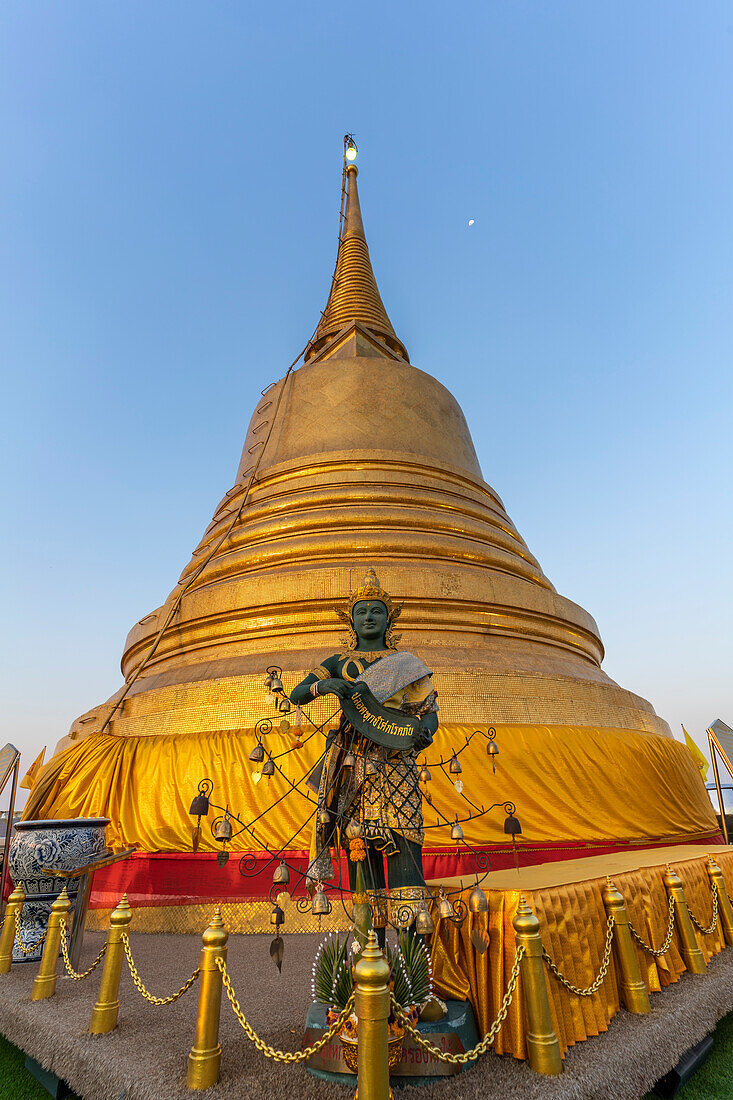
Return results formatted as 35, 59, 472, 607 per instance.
270, 935, 284, 973
217, 850, 229, 869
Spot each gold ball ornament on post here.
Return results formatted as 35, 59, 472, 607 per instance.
663, 866, 707, 974
512, 897, 563, 1075
353, 930, 392, 1100
0, 886, 24, 973
707, 857, 733, 946
89, 893, 133, 1034
187, 908, 229, 1090
601, 879, 650, 1014
32, 887, 72, 1001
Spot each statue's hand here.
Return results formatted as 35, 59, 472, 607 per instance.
414, 725, 434, 751
318, 678, 355, 700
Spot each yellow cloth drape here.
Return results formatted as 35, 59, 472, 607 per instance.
23, 723, 717, 853
430, 849, 733, 1058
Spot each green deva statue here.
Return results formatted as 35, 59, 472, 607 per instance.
290, 569, 438, 940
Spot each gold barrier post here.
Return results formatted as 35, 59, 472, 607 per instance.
31, 887, 71, 1001
354, 930, 390, 1100
187, 907, 229, 1090
663, 867, 706, 974
706, 857, 733, 946
0, 886, 24, 974
602, 880, 651, 1014
89, 893, 132, 1034
513, 897, 562, 1075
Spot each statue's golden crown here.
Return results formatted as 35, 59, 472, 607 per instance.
335, 568, 402, 650
346, 568, 395, 616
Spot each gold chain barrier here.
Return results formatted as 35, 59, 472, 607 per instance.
121, 931, 200, 1005
390, 943, 524, 1064
58, 916, 106, 980
217, 955, 356, 1062
542, 915, 615, 997
628, 893, 676, 957
686, 880, 719, 937
14, 908, 47, 956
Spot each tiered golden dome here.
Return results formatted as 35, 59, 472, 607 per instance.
60, 160, 670, 749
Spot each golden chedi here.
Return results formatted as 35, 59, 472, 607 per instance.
26, 158, 716, 876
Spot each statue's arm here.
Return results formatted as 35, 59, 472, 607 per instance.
290, 655, 349, 705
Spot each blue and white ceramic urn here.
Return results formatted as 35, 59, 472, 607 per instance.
9, 817, 110, 962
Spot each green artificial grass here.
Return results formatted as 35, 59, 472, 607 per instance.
0, 1032, 79, 1100
643, 1011, 733, 1100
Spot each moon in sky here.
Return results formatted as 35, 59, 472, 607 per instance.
468, 219, 475, 226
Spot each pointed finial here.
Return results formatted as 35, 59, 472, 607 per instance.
306, 146, 409, 362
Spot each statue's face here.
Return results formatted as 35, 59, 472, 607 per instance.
352, 600, 388, 645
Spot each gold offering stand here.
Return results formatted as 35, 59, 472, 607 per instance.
43, 848, 136, 970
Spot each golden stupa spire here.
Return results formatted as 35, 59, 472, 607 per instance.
306, 147, 409, 362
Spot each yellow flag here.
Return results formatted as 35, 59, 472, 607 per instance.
682, 727, 709, 782
20, 747, 46, 790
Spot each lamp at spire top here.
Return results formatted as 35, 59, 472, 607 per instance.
344, 133, 358, 162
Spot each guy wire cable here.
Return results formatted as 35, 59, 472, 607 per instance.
94, 146, 352, 737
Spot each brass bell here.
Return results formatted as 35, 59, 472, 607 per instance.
262, 759, 275, 778
415, 908, 434, 936
504, 813, 522, 836
277, 696, 291, 714
437, 891, 453, 920
214, 814, 233, 842
264, 673, 275, 691
270, 904, 285, 928
468, 885, 488, 914
486, 739, 499, 775
189, 792, 210, 817
345, 820, 362, 840
343, 750, 356, 767
449, 753, 462, 775
450, 820, 464, 842
419, 765, 431, 783
279, 718, 291, 733
365, 759, 378, 777
270, 676, 284, 693
312, 885, 332, 916
249, 743, 265, 763
272, 861, 290, 887
319, 809, 331, 826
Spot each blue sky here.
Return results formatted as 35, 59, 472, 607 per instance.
2, 2, 731, 797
